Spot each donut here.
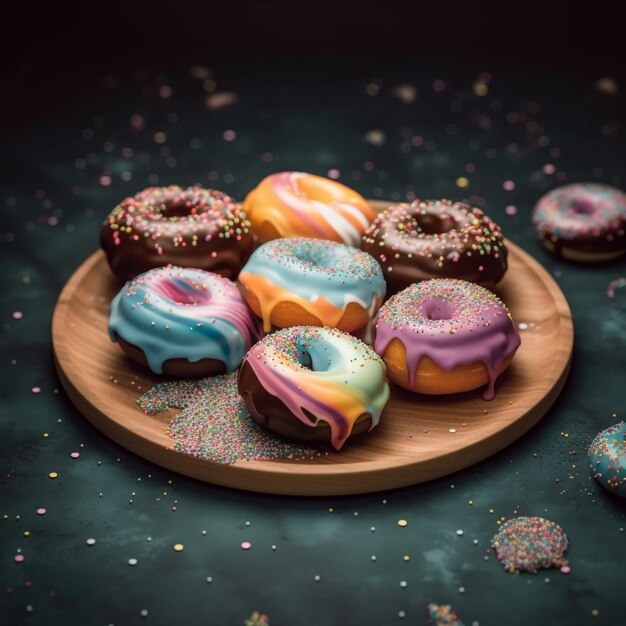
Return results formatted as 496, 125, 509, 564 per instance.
238, 237, 386, 333
108, 266, 260, 377
588, 422, 626, 498
243, 171, 375, 245
238, 326, 390, 450
532, 183, 626, 261
100, 185, 253, 281
373, 279, 520, 399
361, 199, 508, 295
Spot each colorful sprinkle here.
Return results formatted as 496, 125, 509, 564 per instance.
244, 611, 269, 626
137, 372, 319, 464
427, 603, 465, 626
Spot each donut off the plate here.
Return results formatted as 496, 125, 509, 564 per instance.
51, 200, 574, 496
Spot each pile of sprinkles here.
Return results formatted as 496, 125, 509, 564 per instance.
491, 516, 569, 573
427, 603, 465, 626
244, 612, 269, 626
137, 372, 320, 464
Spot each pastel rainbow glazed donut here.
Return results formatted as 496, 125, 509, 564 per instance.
109, 266, 260, 377
588, 422, 626, 498
361, 199, 508, 295
532, 183, 626, 261
238, 326, 390, 450
373, 279, 521, 399
238, 237, 386, 333
243, 171, 375, 245
100, 185, 253, 281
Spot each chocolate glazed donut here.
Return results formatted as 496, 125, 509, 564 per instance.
100, 185, 254, 282
361, 199, 508, 296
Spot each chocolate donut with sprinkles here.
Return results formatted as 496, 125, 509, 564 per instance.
100, 185, 253, 281
373, 278, 520, 399
532, 183, 626, 261
108, 266, 260, 378
239, 237, 386, 333
361, 199, 508, 296
238, 326, 390, 450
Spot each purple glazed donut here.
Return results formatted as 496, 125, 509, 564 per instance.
373, 279, 521, 400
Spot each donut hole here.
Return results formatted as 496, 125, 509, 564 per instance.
422, 297, 455, 321
296, 348, 332, 372
153, 191, 206, 218
293, 251, 334, 269
570, 198, 596, 216
407, 213, 457, 235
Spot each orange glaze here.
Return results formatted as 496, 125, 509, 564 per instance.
239, 271, 373, 332
243, 172, 375, 245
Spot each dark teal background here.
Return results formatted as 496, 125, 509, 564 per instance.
1, 60, 625, 626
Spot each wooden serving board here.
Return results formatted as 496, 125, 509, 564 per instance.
52, 204, 573, 496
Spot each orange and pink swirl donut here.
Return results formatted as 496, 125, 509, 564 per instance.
243, 171, 375, 245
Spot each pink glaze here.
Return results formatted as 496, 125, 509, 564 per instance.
374, 279, 520, 400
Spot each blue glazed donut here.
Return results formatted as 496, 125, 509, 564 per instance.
588, 422, 626, 498
238, 237, 386, 332
108, 266, 260, 377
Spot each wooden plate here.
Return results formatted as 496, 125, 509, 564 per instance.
52, 205, 573, 496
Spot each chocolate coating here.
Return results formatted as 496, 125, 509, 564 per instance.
117, 336, 227, 378
361, 199, 508, 296
100, 186, 254, 282
532, 183, 626, 260
238, 361, 373, 443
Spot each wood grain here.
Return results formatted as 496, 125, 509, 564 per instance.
52, 201, 574, 495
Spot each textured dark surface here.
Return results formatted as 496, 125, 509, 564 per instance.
1, 59, 626, 626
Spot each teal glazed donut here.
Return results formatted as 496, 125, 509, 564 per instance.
239, 237, 386, 332
588, 422, 626, 498
238, 326, 390, 450
532, 183, 626, 261
109, 266, 260, 377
